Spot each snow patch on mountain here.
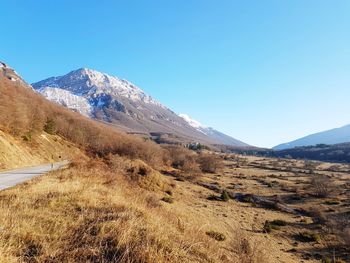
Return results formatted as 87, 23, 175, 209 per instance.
38, 87, 93, 116
179, 113, 249, 147
179, 114, 212, 135
179, 114, 207, 129
34, 68, 165, 108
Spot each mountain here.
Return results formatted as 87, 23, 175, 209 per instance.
179, 114, 249, 147
32, 68, 247, 147
0, 61, 27, 85
274, 124, 350, 150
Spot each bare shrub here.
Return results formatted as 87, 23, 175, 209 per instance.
230, 229, 269, 263
163, 145, 199, 172
326, 217, 350, 248
145, 195, 161, 208
197, 154, 223, 173
304, 160, 317, 174
340, 228, 350, 247
43, 118, 56, 134
106, 154, 171, 191
309, 175, 336, 198
308, 206, 327, 225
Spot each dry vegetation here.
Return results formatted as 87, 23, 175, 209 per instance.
0, 78, 164, 167
206, 155, 350, 262
164, 145, 199, 172
0, 158, 268, 263
1, 78, 350, 262
0, 78, 269, 262
197, 154, 224, 173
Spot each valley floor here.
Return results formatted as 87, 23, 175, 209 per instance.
0, 155, 349, 262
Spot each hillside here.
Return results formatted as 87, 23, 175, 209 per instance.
0, 130, 83, 170
226, 143, 350, 163
0, 65, 170, 171
272, 142, 350, 163
32, 68, 247, 147
0, 64, 83, 169
0, 63, 349, 262
0, 64, 269, 262
274, 124, 350, 150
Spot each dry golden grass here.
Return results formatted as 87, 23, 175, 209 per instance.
0, 156, 276, 263
0, 130, 85, 170
0, 160, 220, 262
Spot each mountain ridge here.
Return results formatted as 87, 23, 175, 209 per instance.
274, 124, 350, 150
33, 68, 248, 147
179, 114, 249, 147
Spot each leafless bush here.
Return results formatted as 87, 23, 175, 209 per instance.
197, 154, 224, 173
309, 175, 336, 198
230, 229, 269, 263
163, 145, 199, 172
308, 206, 327, 225
105, 154, 171, 191
304, 160, 317, 174
340, 228, 350, 247
326, 217, 350, 247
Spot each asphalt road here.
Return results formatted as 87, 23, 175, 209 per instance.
0, 161, 68, 191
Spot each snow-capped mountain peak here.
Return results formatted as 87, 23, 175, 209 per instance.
32, 67, 248, 147
179, 114, 207, 129
33, 68, 164, 107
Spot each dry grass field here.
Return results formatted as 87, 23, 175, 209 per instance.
0, 153, 349, 263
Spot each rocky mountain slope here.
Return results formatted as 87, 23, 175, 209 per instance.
179, 114, 248, 147
33, 68, 247, 146
0, 61, 27, 85
274, 124, 350, 150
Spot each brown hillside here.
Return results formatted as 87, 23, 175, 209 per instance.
0, 130, 83, 170
0, 78, 166, 168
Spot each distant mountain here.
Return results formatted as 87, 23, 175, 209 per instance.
179, 114, 249, 147
33, 68, 247, 147
274, 124, 350, 150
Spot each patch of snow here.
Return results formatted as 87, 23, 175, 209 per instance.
37, 87, 93, 117
179, 114, 211, 135
179, 114, 207, 129
33, 68, 168, 109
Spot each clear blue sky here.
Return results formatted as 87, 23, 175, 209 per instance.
1, 0, 350, 147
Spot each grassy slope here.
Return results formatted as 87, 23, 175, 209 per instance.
0, 130, 84, 170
